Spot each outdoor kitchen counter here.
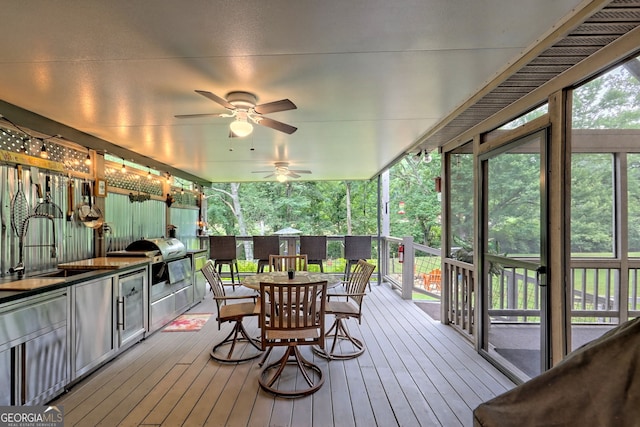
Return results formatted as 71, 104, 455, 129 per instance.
57, 257, 152, 270
0, 257, 151, 304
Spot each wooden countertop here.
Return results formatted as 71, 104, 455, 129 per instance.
57, 257, 151, 270
0, 278, 66, 291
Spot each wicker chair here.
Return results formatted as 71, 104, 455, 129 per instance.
209, 235, 240, 289
268, 254, 308, 272
315, 259, 375, 360
202, 260, 262, 363
344, 235, 373, 290
253, 235, 280, 273
299, 235, 328, 272
258, 280, 327, 397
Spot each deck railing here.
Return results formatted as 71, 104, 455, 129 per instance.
200, 235, 640, 328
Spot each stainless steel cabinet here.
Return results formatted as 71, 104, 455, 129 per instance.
72, 277, 115, 380
0, 347, 10, 406
191, 250, 208, 303
24, 325, 67, 405
116, 269, 147, 348
0, 290, 68, 405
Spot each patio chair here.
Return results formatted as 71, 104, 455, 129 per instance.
209, 235, 240, 290
202, 260, 262, 363
315, 259, 375, 360
253, 235, 280, 273
268, 254, 308, 272
299, 235, 327, 272
258, 280, 328, 397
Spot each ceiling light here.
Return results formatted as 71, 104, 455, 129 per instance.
166, 173, 172, 185
121, 161, 126, 173
39, 142, 48, 159
276, 174, 287, 183
229, 115, 253, 137
147, 168, 152, 179
85, 151, 92, 166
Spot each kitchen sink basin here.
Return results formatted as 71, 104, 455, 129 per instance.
37, 269, 94, 278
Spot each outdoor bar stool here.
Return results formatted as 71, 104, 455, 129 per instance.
344, 236, 372, 289
299, 235, 327, 272
253, 235, 280, 273
209, 235, 240, 290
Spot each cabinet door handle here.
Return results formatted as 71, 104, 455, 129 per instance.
117, 297, 125, 329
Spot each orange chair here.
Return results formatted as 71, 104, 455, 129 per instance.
422, 268, 442, 292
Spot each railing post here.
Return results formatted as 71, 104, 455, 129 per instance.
402, 236, 414, 300
380, 237, 388, 278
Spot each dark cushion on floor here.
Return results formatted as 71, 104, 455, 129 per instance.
473, 317, 640, 427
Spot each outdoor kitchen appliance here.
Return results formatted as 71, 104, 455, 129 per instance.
108, 237, 192, 332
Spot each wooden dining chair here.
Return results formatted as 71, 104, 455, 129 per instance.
202, 260, 262, 363
258, 280, 327, 397
268, 254, 308, 272
314, 259, 375, 360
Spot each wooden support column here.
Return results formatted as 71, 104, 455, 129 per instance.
548, 90, 571, 366
401, 236, 414, 300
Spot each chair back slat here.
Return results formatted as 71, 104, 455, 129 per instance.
202, 259, 225, 300
260, 280, 327, 348
268, 254, 308, 271
344, 259, 376, 305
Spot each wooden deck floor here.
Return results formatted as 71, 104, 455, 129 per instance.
50, 283, 515, 427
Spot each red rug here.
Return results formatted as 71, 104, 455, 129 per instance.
162, 313, 212, 332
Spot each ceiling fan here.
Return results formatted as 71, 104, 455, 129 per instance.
252, 162, 311, 182
175, 90, 297, 137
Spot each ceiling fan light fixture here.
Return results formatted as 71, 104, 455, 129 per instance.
229, 118, 253, 137
276, 174, 287, 183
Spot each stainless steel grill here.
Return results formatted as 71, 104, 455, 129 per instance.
108, 237, 186, 263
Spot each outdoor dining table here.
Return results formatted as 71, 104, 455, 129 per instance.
241, 271, 341, 291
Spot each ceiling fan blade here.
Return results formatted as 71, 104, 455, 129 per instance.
256, 117, 297, 134
174, 113, 221, 119
251, 170, 273, 174
262, 173, 275, 179
254, 99, 297, 115
290, 169, 312, 174
195, 90, 235, 110
288, 172, 301, 178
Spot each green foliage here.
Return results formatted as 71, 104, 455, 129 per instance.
389, 153, 442, 246
207, 180, 378, 237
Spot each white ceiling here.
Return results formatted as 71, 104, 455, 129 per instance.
0, 0, 587, 183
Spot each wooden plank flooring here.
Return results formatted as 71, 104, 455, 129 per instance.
50, 283, 514, 426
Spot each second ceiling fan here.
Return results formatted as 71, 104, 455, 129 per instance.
175, 90, 297, 137
253, 162, 311, 182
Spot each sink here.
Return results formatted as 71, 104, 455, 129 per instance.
37, 269, 94, 278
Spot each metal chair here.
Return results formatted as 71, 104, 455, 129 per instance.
299, 235, 327, 272
315, 259, 375, 360
209, 235, 240, 289
253, 235, 280, 273
202, 260, 262, 363
258, 280, 327, 397
268, 254, 308, 272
